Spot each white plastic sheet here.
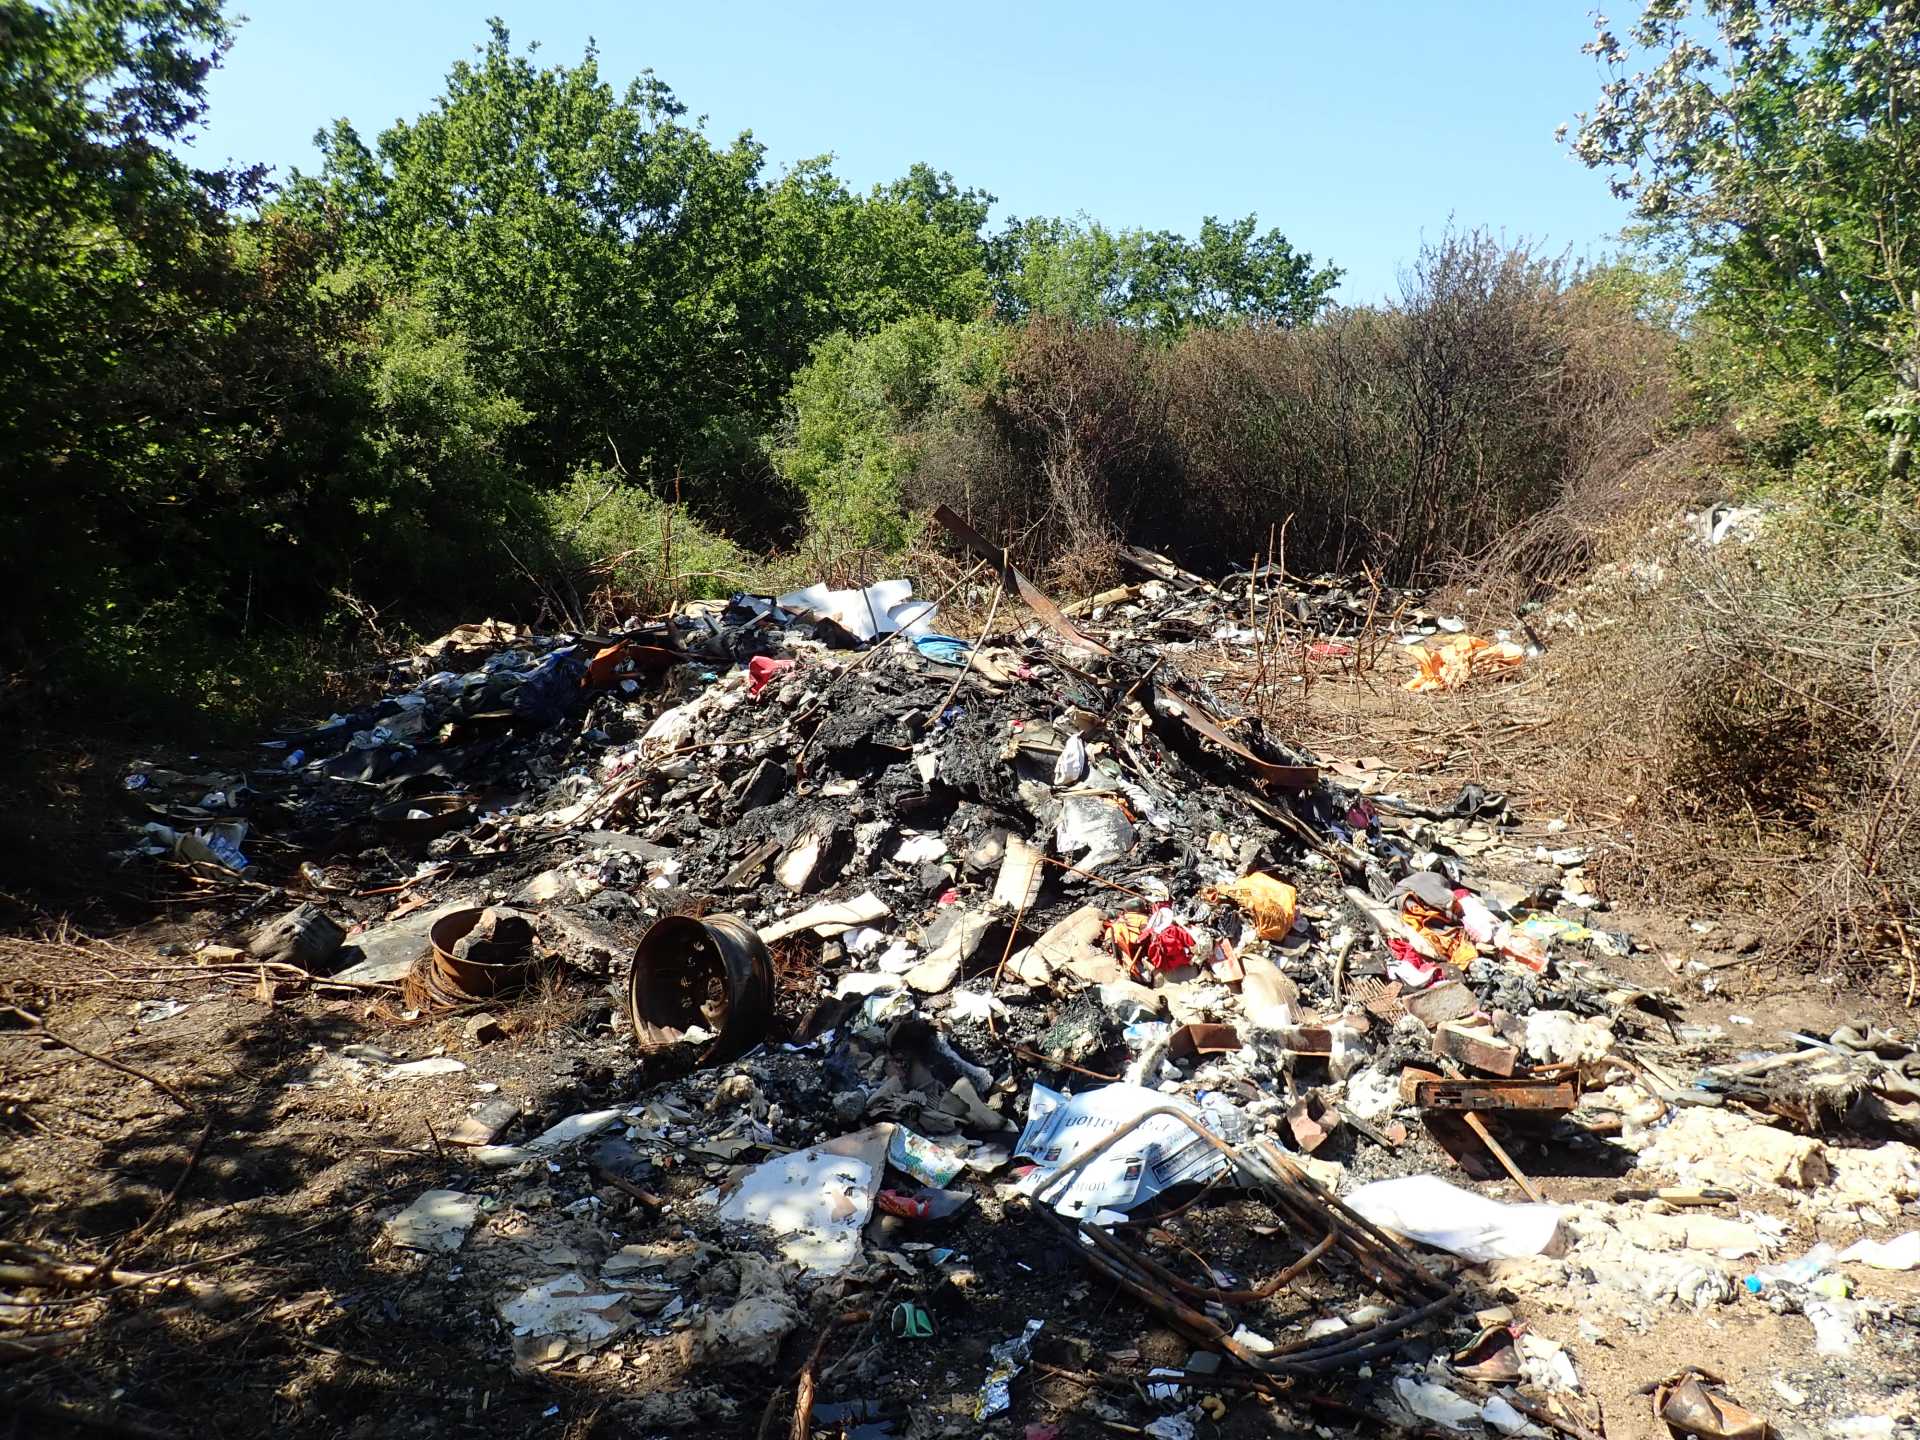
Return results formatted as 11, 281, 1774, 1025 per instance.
471, 1107, 622, 1168
771, 579, 937, 643
1345, 1175, 1563, 1262
713, 1125, 890, 1273
1393, 1377, 1481, 1431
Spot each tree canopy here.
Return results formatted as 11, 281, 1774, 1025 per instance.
0, 1, 1341, 716
990, 213, 1341, 333
1568, 1, 1920, 395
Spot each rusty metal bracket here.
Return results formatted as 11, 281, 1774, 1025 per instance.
1400, 1068, 1580, 1112
931, 505, 1112, 655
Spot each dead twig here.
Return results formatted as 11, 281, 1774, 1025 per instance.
119, 1118, 214, 1252
756, 1309, 870, 1440
1, 1006, 197, 1113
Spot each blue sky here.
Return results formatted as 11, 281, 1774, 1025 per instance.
194, 2, 1629, 303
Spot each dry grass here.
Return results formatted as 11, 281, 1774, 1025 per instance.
1525, 499, 1920, 983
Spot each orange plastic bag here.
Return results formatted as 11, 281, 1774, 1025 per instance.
1210, 873, 1298, 940
1404, 635, 1525, 693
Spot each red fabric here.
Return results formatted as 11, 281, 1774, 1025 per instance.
1386, 941, 1441, 989
1142, 903, 1197, 972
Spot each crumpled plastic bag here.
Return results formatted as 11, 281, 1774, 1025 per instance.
643, 699, 704, 753
1393, 1377, 1482, 1431
1208, 873, 1298, 940
1838, 1231, 1920, 1270
1053, 733, 1090, 786
1404, 634, 1526, 692
1055, 794, 1135, 869
1346, 1175, 1563, 1262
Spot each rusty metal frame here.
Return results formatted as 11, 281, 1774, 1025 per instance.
1026, 1105, 1457, 1377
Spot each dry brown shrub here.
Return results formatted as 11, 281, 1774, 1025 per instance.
990, 318, 1167, 568
910, 233, 1686, 600
1533, 500, 1920, 978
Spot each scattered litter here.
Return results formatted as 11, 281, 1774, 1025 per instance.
383, 1056, 468, 1081
1835, 1231, 1916, 1270
974, 1319, 1043, 1420
93, 537, 1920, 1427
385, 1189, 480, 1253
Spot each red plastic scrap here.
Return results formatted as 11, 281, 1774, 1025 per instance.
748, 654, 796, 696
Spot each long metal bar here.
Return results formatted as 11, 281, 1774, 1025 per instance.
931, 505, 1113, 655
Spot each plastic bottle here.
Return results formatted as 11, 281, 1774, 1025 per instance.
1745, 1243, 1839, 1294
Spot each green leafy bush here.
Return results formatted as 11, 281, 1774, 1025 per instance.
772, 316, 1005, 555
538, 469, 753, 615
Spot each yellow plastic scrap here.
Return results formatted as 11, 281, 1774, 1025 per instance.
1403, 634, 1526, 693
1403, 911, 1479, 967
1108, 910, 1149, 957
1211, 873, 1298, 940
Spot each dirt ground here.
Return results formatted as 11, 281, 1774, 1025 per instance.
3, 649, 1916, 1440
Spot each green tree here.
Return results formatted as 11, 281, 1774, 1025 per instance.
990, 214, 1340, 334
764, 159, 992, 340
0, 0, 252, 681
771, 315, 1003, 551
290, 22, 775, 486
1567, 1, 1920, 412
0, 0, 541, 711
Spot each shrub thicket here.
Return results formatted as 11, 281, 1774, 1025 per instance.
843, 234, 1680, 588
535, 470, 754, 623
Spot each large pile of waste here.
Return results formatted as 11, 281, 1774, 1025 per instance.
101, 513, 1920, 1438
